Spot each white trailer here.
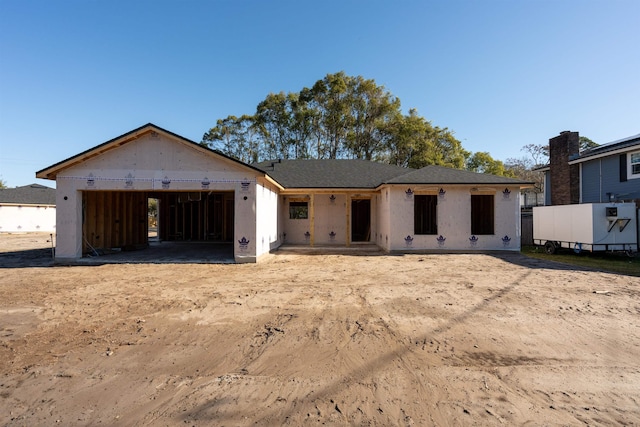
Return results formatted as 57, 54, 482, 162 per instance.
533, 203, 638, 255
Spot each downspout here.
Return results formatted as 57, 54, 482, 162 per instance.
579, 163, 583, 203
599, 159, 602, 203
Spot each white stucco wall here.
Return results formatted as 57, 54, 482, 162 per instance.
282, 194, 311, 245
55, 179, 83, 258
234, 181, 257, 263
376, 189, 392, 251
254, 181, 280, 258
282, 192, 378, 246
59, 133, 253, 191
314, 193, 347, 245
0, 204, 56, 232
386, 185, 521, 252
52, 132, 263, 262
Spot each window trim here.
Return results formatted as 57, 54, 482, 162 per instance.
628, 150, 640, 180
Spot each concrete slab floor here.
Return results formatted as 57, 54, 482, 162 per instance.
73, 241, 235, 265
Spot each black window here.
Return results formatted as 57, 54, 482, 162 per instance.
471, 195, 494, 235
631, 152, 640, 176
289, 201, 308, 219
414, 195, 437, 235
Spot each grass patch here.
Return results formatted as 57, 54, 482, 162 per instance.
521, 245, 640, 277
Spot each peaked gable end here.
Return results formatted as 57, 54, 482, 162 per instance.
36, 123, 263, 180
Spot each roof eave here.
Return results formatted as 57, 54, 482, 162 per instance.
380, 181, 534, 188
261, 174, 285, 191
280, 187, 379, 194
568, 143, 640, 165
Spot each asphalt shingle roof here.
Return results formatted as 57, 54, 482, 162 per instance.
0, 184, 56, 205
385, 165, 532, 185
254, 160, 532, 189
571, 133, 640, 162
254, 159, 410, 188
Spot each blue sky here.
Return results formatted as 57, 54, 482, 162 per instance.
1, 0, 638, 187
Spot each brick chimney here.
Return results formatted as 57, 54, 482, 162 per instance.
549, 131, 580, 205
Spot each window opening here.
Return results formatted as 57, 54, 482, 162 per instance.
471, 194, 494, 235
414, 195, 437, 235
289, 201, 308, 219
630, 151, 640, 177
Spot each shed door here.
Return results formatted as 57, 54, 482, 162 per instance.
351, 199, 371, 242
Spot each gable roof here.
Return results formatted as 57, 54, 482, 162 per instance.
569, 133, 640, 164
0, 184, 56, 205
254, 159, 410, 188
254, 159, 533, 189
35, 123, 533, 189
36, 123, 266, 180
385, 164, 533, 186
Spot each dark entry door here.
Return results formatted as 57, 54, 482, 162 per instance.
351, 199, 371, 242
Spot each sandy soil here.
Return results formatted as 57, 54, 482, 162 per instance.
1, 232, 639, 426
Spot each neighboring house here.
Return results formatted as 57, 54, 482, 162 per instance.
538, 131, 640, 206
36, 123, 532, 263
0, 183, 56, 232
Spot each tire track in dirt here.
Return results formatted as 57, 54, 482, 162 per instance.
240, 270, 535, 425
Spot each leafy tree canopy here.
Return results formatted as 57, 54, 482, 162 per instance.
579, 136, 598, 151
202, 72, 507, 175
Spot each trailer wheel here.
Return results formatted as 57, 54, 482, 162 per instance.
626, 249, 636, 258
544, 241, 557, 255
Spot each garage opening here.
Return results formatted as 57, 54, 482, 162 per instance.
82, 191, 235, 261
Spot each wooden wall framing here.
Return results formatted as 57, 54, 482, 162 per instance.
83, 191, 148, 253
155, 192, 234, 242
82, 191, 235, 255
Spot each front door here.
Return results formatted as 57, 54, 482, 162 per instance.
351, 199, 371, 242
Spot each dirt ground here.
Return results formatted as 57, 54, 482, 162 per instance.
1, 233, 639, 426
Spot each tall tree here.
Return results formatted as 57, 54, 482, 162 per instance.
521, 143, 549, 168
466, 152, 513, 176
306, 72, 352, 159
202, 115, 260, 164
579, 136, 598, 151
429, 127, 468, 169
254, 92, 295, 160
505, 156, 544, 192
345, 75, 400, 160
384, 109, 425, 167
202, 71, 469, 170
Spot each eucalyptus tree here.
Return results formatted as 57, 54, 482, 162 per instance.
202, 71, 470, 170
202, 115, 260, 164
384, 109, 432, 167
287, 92, 315, 159
346, 75, 401, 160
254, 92, 295, 160
305, 71, 352, 159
